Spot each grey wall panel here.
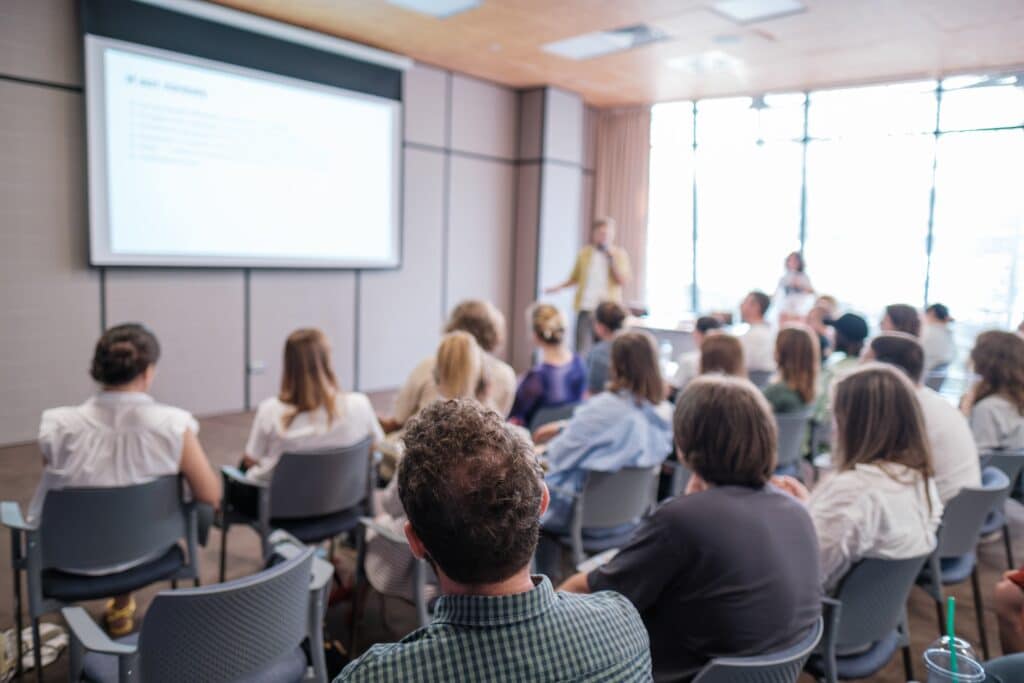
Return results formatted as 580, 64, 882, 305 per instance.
403, 63, 447, 148
537, 163, 583, 345
105, 270, 245, 416
450, 74, 517, 160
447, 155, 516, 356
518, 89, 544, 161
249, 271, 356, 402
511, 163, 540, 372
0, 0, 81, 86
0, 82, 98, 444
543, 88, 584, 165
359, 148, 445, 391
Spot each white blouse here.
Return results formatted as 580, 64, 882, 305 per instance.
244, 393, 384, 482
31, 391, 197, 522
808, 463, 942, 592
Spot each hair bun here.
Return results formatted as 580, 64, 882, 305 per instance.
90, 324, 160, 386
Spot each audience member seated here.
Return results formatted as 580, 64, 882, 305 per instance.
241, 328, 383, 483
763, 324, 819, 413
539, 331, 672, 537
560, 375, 821, 682
381, 301, 515, 435
780, 363, 942, 590
671, 316, 722, 390
881, 302, 922, 337
814, 313, 869, 421
585, 300, 628, 394
964, 330, 1024, 453
922, 303, 956, 372
866, 333, 980, 503
699, 333, 746, 379
337, 400, 653, 682
509, 304, 586, 427
995, 567, 1024, 655
32, 323, 221, 635
739, 290, 775, 373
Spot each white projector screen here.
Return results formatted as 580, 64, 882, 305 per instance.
85, 35, 402, 268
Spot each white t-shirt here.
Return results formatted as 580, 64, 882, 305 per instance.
808, 463, 942, 591
740, 323, 776, 372
672, 350, 700, 389
31, 391, 196, 522
970, 394, 1024, 454
916, 386, 980, 504
580, 249, 610, 312
244, 393, 384, 482
921, 323, 956, 371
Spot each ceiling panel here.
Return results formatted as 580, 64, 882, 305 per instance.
212, 0, 1024, 107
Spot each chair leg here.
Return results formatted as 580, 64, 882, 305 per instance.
1004, 522, 1015, 569
13, 569, 23, 678
194, 576, 201, 587
935, 597, 945, 636
32, 617, 42, 683
171, 579, 178, 589
329, 536, 336, 562
971, 566, 990, 660
219, 527, 228, 583
901, 644, 914, 682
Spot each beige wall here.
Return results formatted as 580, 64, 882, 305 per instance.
0, 1, 529, 444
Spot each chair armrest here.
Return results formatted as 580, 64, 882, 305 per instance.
62, 607, 137, 656
267, 532, 334, 592
0, 501, 34, 532
359, 516, 408, 545
221, 466, 266, 488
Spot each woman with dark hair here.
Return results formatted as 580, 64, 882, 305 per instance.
965, 330, 1024, 452
242, 328, 383, 482
776, 251, 814, 321
32, 323, 221, 634
763, 325, 819, 413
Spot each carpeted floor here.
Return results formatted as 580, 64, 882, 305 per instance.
1, 399, 1021, 681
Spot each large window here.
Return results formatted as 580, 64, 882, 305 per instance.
647, 74, 1024, 381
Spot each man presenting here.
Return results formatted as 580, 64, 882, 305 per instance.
546, 217, 631, 352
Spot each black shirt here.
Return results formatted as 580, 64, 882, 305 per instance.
588, 484, 821, 682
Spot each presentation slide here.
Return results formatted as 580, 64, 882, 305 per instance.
86, 37, 401, 267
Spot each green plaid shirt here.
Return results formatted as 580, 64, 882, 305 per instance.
337, 576, 652, 682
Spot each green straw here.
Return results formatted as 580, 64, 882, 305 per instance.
947, 595, 958, 677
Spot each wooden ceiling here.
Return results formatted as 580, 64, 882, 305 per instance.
211, 0, 1024, 107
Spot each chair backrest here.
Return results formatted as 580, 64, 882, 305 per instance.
775, 408, 813, 468
38, 476, 189, 571
529, 402, 579, 432
749, 370, 773, 389
138, 547, 313, 682
981, 450, 1024, 491
580, 466, 658, 528
269, 436, 373, 519
937, 466, 1011, 558
693, 617, 823, 683
832, 555, 929, 648
925, 363, 950, 391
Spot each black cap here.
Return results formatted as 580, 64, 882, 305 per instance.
825, 313, 869, 342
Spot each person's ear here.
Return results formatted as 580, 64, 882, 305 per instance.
539, 482, 550, 517
404, 521, 428, 560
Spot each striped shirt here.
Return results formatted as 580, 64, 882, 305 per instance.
336, 575, 652, 682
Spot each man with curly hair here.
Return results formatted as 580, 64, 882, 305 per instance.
337, 399, 651, 682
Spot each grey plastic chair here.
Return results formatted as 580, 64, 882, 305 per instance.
219, 436, 375, 581
917, 466, 1011, 661
980, 449, 1024, 568
805, 555, 930, 683
924, 363, 950, 391
1, 476, 199, 683
528, 402, 579, 432
63, 544, 330, 683
564, 466, 659, 566
693, 617, 823, 683
748, 370, 773, 388
775, 408, 813, 475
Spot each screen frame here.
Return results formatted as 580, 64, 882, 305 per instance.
85, 34, 403, 269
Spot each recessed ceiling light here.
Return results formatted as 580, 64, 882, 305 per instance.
386, 0, 480, 18
712, 0, 806, 24
543, 24, 669, 60
666, 50, 744, 74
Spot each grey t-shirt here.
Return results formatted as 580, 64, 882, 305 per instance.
585, 340, 613, 395
588, 484, 822, 682
971, 394, 1024, 453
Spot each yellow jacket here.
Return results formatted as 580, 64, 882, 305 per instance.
569, 245, 631, 311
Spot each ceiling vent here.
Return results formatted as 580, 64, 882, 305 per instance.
543, 24, 669, 60
386, 0, 480, 19
712, 0, 806, 24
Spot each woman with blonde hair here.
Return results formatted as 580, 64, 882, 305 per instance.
964, 330, 1024, 453
763, 325, 819, 413
699, 334, 746, 378
509, 303, 586, 427
779, 363, 941, 590
242, 328, 383, 482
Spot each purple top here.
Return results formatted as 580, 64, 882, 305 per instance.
510, 356, 587, 426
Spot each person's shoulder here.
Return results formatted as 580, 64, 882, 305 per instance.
334, 641, 407, 681
341, 391, 375, 412
555, 588, 648, 637
486, 354, 516, 379
139, 399, 196, 430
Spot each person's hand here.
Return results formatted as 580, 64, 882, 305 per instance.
544, 285, 561, 295
595, 242, 608, 253
685, 474, 709, 496
771, 475, 810, 503
531, 420, 567, 445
